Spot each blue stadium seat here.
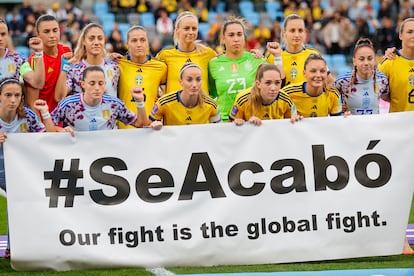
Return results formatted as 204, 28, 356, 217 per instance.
169, 12, 177, 21
15, 46, 30, 59
244, 11, 260, 27
208, 11, 217, 23
198, 22, 210, 40
265, 2, 281, 13
93, 2, 109, 14
332, 54, 347, 67
118, 23, 130, 43
239, 1, 255, 17
140, 12, 155, 27
216, 1, 226, 13
99, 13, 115, 26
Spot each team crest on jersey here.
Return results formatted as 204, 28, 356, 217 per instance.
102, 109, 111, 120
409, 75, 414, 87
231, 63, 238, 72
8, 63, 16, 74
19, 123, 28, 132
47, 67, 54, 73
231, 105, 238, 116
107, 70, 113, 79
135, 74, 143, 86
290, 68, 298, 80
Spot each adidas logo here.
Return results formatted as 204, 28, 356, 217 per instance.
185, 116, 192, 121
409, 68, 414, 73
136, 68, 143, 72
186, 58, 192, 63
291, 62, 297, 66
311, 105, 317, 110
264, 113, 270, 119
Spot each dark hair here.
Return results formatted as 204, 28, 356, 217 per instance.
82, 66, 105, 81
304, 53, 326, 69
0, 77, 24, 118
349, 38, 377, 93
0, 77, 21, 92
35, 14, 58, 32
353, 37, 375, 56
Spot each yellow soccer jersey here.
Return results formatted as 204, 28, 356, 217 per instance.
267, 47, 321, 86
117, 57, 167, 129
229, 88, 294, 121
150, 91, 220, 125
378, 53, 414, 112
156, 45, 216, 94
281, 82, 342, 117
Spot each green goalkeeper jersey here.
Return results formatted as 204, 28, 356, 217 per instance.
208, 51, 265, 121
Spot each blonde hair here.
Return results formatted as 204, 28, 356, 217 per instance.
126, 25, 150, 55
73, 23, 106, 61
173, 11, 208, 53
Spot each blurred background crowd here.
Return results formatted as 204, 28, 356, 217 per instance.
0, 0, 410, 63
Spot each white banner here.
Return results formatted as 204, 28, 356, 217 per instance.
4, 112, 414, 271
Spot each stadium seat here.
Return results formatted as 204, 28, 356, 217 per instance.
127, 13, 141, 26
239, 1, 255, 17
93, 2, 109, 14
118, 23, 131, 43
244, 11, 260, 27
332, 54, 347, 67
208, 11, 217, 23
265, 2, 281, 13
140, 12, 155, 27
216, 1, 226, 13
99, 13, 115, 26
15, 46, 30, 59
198, 22, 210, 40
169, 12, 177, 21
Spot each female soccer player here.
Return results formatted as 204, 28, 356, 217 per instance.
280, 54, 343, 117
156, 11, 216, 94
266, 14, 334, 86
51, 66, 146, 132
229, 64, 300, 125
114, 25, 167, 129
55, 23, 120, 100
148, 63, 220, 129
0, 77, 54, 259
335, 38, 389, 115
0, 18, 45, 89
378, 17, 414, 255
208, 16, 275, 121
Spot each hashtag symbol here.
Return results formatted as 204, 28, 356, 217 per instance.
44, 159, 84, 208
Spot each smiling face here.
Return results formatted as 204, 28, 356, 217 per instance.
0, 83, 22, 113
304, 59, 327, 91
81, 70, 106, 105
257, 70, 282, 104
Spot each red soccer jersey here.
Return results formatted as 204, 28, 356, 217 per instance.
28, 44, 71, 112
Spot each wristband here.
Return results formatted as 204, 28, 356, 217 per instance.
34, 51, 43, 58
273, 56, 282, 66
136, 101, 145, 109
61, 57, 70, 73
41, 112, 51, 120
